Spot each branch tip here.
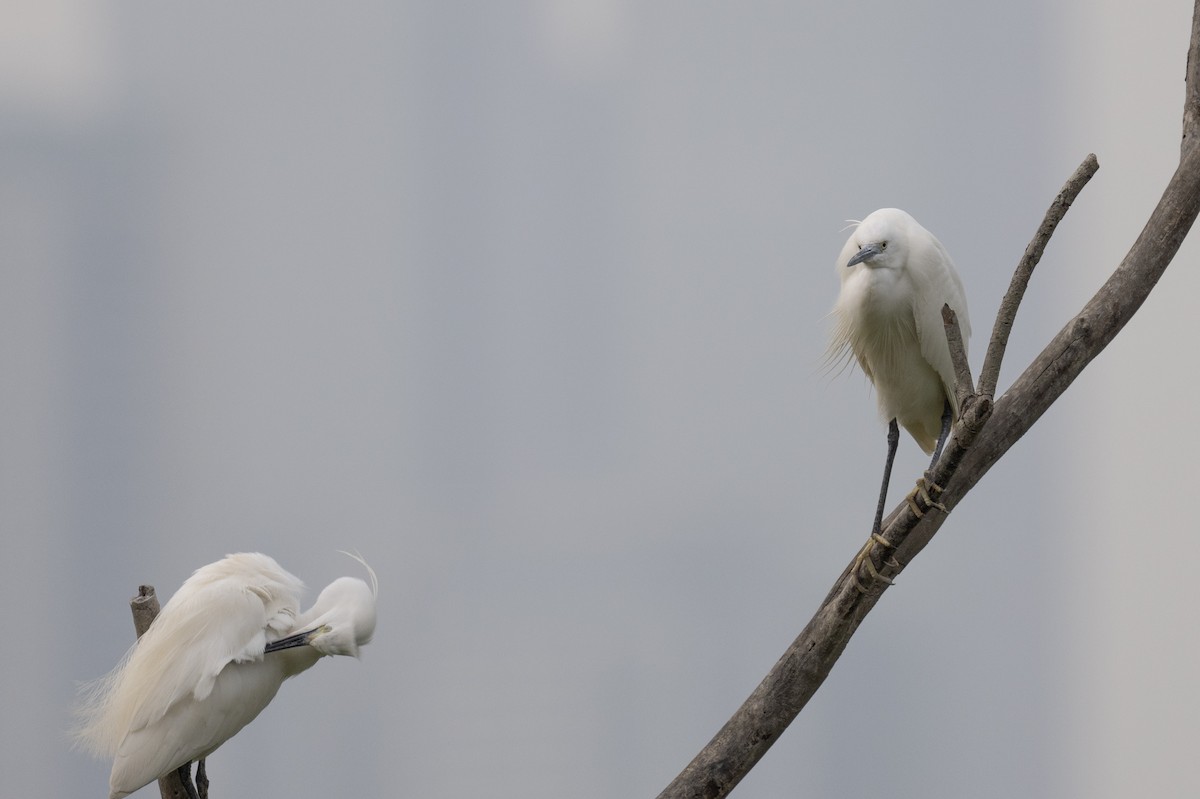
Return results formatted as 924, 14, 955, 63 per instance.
977, 154, 1099, 400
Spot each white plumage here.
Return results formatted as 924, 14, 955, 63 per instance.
74, 552, 377, 799
830, 208, 970, 454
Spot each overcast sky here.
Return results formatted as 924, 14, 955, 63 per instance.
2, 1, 1198, 797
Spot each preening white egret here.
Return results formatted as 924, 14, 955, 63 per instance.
829, 208, 970, 586
74, 552, 377, 799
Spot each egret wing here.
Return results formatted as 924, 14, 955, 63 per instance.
909, 233, 970, 417
119, 554, 303, 740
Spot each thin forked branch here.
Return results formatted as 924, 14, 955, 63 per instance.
941, 305, 975, 424
655, 155, 1101, 799
874, 151, 1100, 572
977, 154, 1100, 401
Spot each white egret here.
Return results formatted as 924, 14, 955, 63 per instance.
74, 552, 378, 799
829, 208, 970, 586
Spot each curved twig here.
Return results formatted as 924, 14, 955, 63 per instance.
977, 154, 1100, 401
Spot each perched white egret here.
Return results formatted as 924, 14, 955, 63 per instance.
829, 208, 970, 584
74, 552, 377, 799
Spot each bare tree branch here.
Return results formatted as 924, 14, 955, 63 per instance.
1184, 1, 1200, 150
941, 305, 974, 417
130, 585, 161, 639
656, 4, 1200, 796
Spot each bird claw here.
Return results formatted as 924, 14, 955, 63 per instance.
906, 477, 947, 518
851, 533, 901, 592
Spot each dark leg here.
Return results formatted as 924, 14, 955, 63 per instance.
197, 759, 209, 799
909, 398, 954, 519
174, 764, 200, 799
852, 419, 902, 592
927, 398, 952, 471
872, 419, 900, 537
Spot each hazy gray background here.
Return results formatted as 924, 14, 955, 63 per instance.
3, 1, 1197, 797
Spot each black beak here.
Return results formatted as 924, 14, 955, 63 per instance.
265, 625, 328, 653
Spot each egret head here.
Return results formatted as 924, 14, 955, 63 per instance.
265, 575, 377, 659
308, 577, 377, 656
844, 208, 911, 271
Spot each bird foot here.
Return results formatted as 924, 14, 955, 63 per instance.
906, 477, 947, 518
851, 533, 902, 592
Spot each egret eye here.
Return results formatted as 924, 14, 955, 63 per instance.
880, 241, 888, 250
